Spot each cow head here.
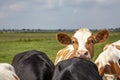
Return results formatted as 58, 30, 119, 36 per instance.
56, 28, 109, 60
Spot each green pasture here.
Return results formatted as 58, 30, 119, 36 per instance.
0, 31, 120, 63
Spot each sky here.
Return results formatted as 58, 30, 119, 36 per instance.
0, 0, 120, 30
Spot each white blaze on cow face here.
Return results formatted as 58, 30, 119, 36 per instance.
55, 28, 109, 64
73, 28, 92, 59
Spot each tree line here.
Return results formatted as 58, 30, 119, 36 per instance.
0, 27, 120, 33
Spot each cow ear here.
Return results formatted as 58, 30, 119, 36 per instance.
95, 29, 109, 43
56, 32, 72, 45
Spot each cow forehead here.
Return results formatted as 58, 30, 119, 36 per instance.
73, 29, 92, 43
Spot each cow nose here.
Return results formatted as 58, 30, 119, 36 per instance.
76, 50, 88, 59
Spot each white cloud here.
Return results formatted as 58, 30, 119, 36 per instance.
73, 9, 80, 14
0, 0, 120, 29
96, 0, 106, 2
9, 2, 27, 12
96, 0, 120, 4
47, 0, 54, 8
58, 0, 64, 7
0, 1, 27, 19
0, 12, 6, 18
57, 0, 120, 8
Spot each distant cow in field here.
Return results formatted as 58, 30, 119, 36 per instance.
95, 40, 120, 80
54, 28, 109, 64
0, 63, 20, 80
52, 57, 102, 80
12, 50, 55, 80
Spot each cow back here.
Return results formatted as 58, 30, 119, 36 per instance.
12, 50, 55, 80
52, 57, 102, 80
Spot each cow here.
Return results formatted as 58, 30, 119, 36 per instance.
95, 40, 120, 80
52, 57, 102, 80
54, 28, 109, 64
11, 50, 55, 80
0, 63, 20, 80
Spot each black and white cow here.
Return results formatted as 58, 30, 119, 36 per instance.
12, 50, 55, 80
52, 57, 102, 80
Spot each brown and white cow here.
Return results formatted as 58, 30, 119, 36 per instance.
95, 40, 120, 80
54, 28, 109, 64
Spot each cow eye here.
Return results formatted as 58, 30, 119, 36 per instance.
72, 41, 75, 44
91, 40, 94, 44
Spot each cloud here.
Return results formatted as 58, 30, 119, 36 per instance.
0, 1, 27, 18
0, 12, 7, 18
96, 0, 118, 3
58, 0, 63, 7
57, 0, 120, 8
0, 0, 120, 29
47, 0, 54, 8
9, 2, 27, 12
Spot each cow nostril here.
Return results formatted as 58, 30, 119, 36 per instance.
84, 52, 88, 55
119, 59, 120, 65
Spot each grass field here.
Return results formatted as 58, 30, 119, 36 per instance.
0, 31, 120, 63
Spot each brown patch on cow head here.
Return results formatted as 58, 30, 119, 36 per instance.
96, 62, 104, 76
86, 36, 96, 58
99, 67, 105, 76
71, 37, 78, 52
94, 29, 109, 43
115, 45, 120, 50
104, 64, 113, 74
56, 32, 72, 45
105, 61, 120, 79
113, 62, 120, 79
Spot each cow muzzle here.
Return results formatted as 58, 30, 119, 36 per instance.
76, 50, 90, 60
